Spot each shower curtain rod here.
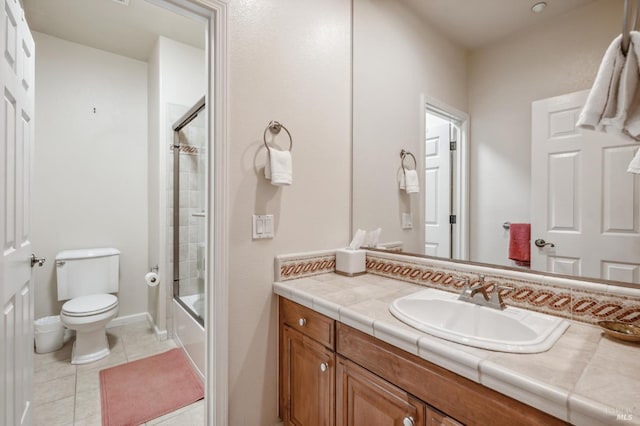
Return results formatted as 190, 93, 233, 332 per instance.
173, 95, 206, 132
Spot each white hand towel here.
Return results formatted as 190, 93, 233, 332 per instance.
264, 147, 292, 186
621, 32, 640, 139
601, 33, 640, 136
628, 147, 640, 173
403, 169, 419, 194
399, 169, 406, 190
577, 35, 625, 131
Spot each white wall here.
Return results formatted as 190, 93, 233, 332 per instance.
467, 0, 620, 266
352, 0, 468, 252
147, 36, 205, 332
227, 0, 351, 424
32, 32, 149, 318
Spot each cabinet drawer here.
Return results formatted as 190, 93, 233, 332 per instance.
280, 297, 335, 349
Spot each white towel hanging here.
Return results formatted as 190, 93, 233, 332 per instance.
265, 147, 292, 186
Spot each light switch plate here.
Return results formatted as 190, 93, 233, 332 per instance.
401, 213, 413, 229
253, 214, 274, 239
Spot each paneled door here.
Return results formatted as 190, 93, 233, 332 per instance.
424, 123, 451, 257
531, 90, 640, 283
1, 0, 36, 424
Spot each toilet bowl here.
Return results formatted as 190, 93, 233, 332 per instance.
55, 247, 121, 365
60, 293, 119, 364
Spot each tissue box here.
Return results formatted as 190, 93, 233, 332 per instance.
335, 248, 366, 277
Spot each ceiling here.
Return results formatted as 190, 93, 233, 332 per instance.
23, 0, 205, 61
399, 0, 599, 49
22, 0, 606, 60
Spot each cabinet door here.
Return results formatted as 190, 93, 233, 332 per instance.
426, 407, 463, 426
336, 356, 425, 426
282, 325, 335, 426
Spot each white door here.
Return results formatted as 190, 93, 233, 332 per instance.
532, 91, 640, 283
424, 123, 451, 257
1, 0, 36, 424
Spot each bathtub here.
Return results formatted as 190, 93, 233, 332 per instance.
173, 296, 205, 380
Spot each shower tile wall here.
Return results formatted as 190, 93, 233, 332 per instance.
167, 103, 206, 305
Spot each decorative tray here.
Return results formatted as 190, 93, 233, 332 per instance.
597, 321, 640, 343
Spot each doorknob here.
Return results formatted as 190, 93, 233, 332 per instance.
30, 254, 46, 268
534, 239, 555, 248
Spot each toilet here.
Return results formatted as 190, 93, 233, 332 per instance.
56, 248, 120, 365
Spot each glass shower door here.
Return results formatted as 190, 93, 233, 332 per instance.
172, 97, 206, 325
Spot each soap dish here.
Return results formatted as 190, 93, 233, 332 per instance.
597, 321, 640, 343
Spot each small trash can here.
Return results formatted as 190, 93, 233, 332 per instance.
34, 315, 64, 354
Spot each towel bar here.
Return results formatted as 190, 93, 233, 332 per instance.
400, 149, 417, 170
263, 120, 293, 151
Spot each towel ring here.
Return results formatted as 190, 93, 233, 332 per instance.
263, 120, 293, 152
400, 149, 417, 170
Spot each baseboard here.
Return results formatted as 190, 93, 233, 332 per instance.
146, 312, 168, 341
107, 312, 148, 329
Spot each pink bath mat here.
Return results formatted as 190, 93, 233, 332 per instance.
100, 348, 203, 426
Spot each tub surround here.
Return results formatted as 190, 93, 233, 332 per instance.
274, 250, 640, 424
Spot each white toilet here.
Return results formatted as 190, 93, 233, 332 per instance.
56, 248, 120, 365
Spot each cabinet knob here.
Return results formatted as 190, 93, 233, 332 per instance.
320, 362, 329, 372
298, 318, 307, 327
402, 416, 415, 426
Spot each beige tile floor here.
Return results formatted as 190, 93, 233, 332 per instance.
34, 321, 205, 426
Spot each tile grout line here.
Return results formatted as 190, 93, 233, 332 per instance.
73, 365, 78, 425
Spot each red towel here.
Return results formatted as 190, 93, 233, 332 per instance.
508, 223, 530, 267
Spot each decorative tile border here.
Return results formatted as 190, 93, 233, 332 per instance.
274, 249, 336, 282
273, 248, 640, 326
169, 144, 200, 155
365, 251, 640, 327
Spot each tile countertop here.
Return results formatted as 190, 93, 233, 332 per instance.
273, 273, 640, 426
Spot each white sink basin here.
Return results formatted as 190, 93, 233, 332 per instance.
389, 288, 569, 353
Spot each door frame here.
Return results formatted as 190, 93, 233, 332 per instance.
420, 95, 470, 261
148, 0, 229, 424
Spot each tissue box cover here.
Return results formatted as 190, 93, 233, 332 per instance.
335, 249, 366, 276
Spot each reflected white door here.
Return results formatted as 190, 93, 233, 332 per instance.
1, 0, 36, 424
424, 123, 451, 256
531, 91, 640, 283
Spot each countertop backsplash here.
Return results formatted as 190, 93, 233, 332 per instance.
275, 249, 640, 327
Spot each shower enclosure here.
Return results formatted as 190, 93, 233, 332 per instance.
171, 97, 206, 327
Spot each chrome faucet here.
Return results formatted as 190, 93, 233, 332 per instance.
455, 274, 511, 310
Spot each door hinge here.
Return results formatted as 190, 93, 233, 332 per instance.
449, 214, 457, 224
449, 141, 457, 151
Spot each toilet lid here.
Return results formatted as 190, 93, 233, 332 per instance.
62, 294, 118, 317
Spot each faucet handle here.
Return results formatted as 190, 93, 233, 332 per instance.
490, 285, 514, 309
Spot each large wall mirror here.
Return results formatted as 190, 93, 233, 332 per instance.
352, 0, 640, 287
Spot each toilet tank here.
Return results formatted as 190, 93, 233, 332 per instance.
56, 248, 120, 301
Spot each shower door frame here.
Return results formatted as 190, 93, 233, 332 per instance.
172, 96, 206, 326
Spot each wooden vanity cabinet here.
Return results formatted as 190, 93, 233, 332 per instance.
337, 323, 566, 426
279, 298, 565, 426
280, 298, 336, 426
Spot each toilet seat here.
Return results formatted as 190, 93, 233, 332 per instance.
62, 294, 118, 317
